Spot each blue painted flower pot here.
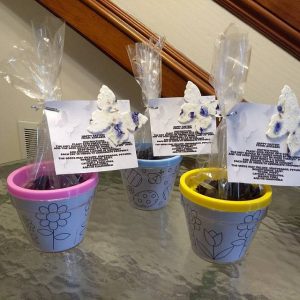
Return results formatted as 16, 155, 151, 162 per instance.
7, 164, 99, 252
121, 156, 182, 210
180, 168, 272, 264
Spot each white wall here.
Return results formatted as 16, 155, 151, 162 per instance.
1, 0, 299, 164
113, 0, 300, 104
0, 0, 141, 164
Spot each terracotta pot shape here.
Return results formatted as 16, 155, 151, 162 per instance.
7, 164, 99, 252
121, 156, 182, 210
180, 168, 272, 264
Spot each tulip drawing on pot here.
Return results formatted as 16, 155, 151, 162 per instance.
195, 227, 251, 261
180, 168, 272, 264
201, 229, 224, 259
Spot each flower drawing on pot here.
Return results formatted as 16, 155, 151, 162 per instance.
84, 201, 91, 217
266, 85, 300, 156
196, 228, 235, 260
36, 203, 71, 250
87, 85, 148, 147
162, 186, 170, 201
196, 211, 263, 261
148, 172, 162, 184
169, 165, 179, 176
228, 210, 264, 258
178, 81, 219, 133
80, 200, 92, 237
195, 228, 241, 260
22, 215, 39, 245
189, 209, 202, 231
127, 185, 135, 194
237, 210, 262, 239
204, 229, 222, 247
184, 205, 202, 247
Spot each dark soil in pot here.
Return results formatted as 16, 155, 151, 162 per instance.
137, 147, 170, 160
24, 174, 86, 190
196, 180, 262, 201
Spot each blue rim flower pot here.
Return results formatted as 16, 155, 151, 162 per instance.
7, 164, 99, 252
180, 168, 272, 264
121, 156, 182, 210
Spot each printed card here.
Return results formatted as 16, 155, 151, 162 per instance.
45, 100, 138, 174
227, 102, 300, 186
148, 97, 217, 156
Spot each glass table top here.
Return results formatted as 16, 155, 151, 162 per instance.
0, 159, 299, 300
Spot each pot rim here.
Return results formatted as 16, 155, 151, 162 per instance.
180, 168, 272, 213
138, 155, 182, 168
7, 164, 99, 201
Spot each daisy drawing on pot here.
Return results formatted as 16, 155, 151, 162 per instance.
35, 203, 71, 250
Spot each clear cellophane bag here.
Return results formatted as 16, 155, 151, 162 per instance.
0, 17, 84, 189
126, 36, 165, 159
195, 24, 262, 200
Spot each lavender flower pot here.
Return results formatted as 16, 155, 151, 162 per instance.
121, 156, 182, 210
7, 164, 99, 252
180, 168, 272, 264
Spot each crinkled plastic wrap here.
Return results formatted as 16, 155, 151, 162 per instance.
196, 24, 262, 200
210, 24, 251, 116
0, 17, 83, 189
126, 36, 165, 159
1, 17, 64, 106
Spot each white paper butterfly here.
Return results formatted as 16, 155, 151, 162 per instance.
96, 85, 118, 112
87, 85, 148, 146
178, 81, 219, 133
266, 85, 300, 156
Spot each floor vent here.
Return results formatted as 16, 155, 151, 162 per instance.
18, 121, 39, 159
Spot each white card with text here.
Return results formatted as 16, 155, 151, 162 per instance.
148, 97, 216, 156
45, 100, 138, 174
227, 102, 300, 186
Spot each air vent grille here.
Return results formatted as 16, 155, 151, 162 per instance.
18, 121, 39, 159
24, 128, 38, 159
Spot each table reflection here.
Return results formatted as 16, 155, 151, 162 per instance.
0, 159, 299, 300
